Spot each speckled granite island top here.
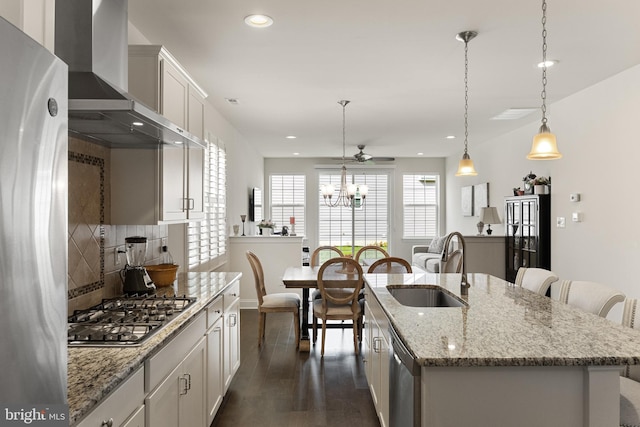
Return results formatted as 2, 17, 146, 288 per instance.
67, 271, 241, 425
365, 272, 640, 368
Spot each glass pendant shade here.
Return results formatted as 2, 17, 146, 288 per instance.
528, 124, 562, 159
455, 152, 478, 176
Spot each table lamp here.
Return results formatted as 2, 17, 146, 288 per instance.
479, 207, 501, 235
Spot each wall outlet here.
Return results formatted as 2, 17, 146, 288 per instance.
569, 193, 581, 202
572, 212, 582, 222
556, 217, 566, 228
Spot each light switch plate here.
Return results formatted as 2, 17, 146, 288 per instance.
572, 212, 582, 222
556, 217, 566, 228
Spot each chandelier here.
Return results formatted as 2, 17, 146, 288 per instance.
455, 31, 478, 176
528, 0, 562, 160
320, 100, 368, 208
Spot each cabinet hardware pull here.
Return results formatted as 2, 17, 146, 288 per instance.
182, 198, 189, 211
213, 327, 221, 332
373, 337, 380, 353
180, 376, 189, 395
101, 419, 113, 427
188, 198, 194, 210
230, 313, 237, 327
185, 373, 192, 390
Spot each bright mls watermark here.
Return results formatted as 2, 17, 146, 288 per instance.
1, 405, 67, 426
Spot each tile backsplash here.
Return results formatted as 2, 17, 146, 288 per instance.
67, 137, 168, 315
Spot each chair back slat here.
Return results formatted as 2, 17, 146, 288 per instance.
367, 257, 412, 274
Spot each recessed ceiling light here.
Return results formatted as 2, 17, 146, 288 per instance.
417, 152, 424, 156
225, 98, 240, 105
286, 135, 297, 139
244, 14, 273, 28
446, 135, 456, 139
132, 121, 144, 127
537, 60, 557, 68
293, 152, 300, 156
175, 141, 183, 145
491, 108, 538, 120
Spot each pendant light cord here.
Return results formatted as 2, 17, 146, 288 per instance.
540, 0, 548, 125
463, 37, 470, 155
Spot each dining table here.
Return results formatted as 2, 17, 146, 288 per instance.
281, 266, 321, 351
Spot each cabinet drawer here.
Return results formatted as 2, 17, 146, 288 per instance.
76, 366, 144, 427
145, 312, 206, 392
223, 281, 240, 311
206, 296, 223, 329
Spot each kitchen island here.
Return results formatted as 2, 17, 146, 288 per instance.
68, 271, 241, 426
364, 272, 640, 427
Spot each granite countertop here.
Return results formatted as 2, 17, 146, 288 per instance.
68, 271, 241, 425
365, 272, 640, 368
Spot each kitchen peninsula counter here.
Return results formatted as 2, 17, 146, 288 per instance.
365, 272, 640, 426
67, 271, 241, 425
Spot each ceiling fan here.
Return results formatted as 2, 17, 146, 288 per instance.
334, 145, 396, 164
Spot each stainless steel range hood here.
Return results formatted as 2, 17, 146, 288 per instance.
55, 0, 204, 148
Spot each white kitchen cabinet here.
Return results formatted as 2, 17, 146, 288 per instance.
206, 297, 224, 425
364, 286, 390, 427
128, 45, 206, 140
146, 337, 206, 427
223, 281, 241, 392
76, 367, 144, 427
120, 405, 144, 427
110, 144, 203, 224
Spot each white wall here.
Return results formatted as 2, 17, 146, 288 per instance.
446, 64, 640, 321
264, 156, 446, 262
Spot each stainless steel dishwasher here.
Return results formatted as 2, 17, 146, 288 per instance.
389, 327, 421, 427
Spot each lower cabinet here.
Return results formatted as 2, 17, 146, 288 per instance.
76, 367, 145, 427
223, 281, 241, 392
206, 297, 224, 426
364, 286, 390, 427
121, 405, 145, 427
145, 337, 206, 427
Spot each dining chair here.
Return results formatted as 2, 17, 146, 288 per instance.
620, 298, 640, 426
355, 245, 389, 265
313, 257, 364, 356
246, 251, 301, 348
552, 279, 625, 318
367, 257, 412, 274
310, 246, 344, 267
515, 267, 558, 296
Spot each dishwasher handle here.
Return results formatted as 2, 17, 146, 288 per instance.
390, 327, 420, 376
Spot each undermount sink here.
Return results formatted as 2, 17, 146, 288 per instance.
386, 286, 467, 308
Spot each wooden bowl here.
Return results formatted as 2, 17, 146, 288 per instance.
145, 264, 179, 287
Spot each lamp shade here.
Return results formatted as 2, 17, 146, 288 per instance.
479, 207, 501, 225
455, 153, 478, 176
527, 127, 562, 160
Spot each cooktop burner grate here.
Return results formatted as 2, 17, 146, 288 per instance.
68, 295, 196, 347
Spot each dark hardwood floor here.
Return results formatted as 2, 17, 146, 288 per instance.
212, 309, 381, 427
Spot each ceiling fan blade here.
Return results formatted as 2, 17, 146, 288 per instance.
371, 156, 395, 162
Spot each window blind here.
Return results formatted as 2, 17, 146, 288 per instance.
403, 174, 439, 238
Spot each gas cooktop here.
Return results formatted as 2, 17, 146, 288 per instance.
68, 295, 196, 347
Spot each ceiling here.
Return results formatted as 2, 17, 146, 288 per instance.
128, 0, 640, 160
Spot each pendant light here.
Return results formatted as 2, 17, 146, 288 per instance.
320, 100, 368, 208
528, 0, 562, 160
455, 31, 478, 177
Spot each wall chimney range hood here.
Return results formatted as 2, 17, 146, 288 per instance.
55, 0, 204, 149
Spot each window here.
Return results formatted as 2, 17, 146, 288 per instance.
270, 174, 306, 235
188, 135, 227, 271
403, 174, 439, 238
318, 171, 389, 256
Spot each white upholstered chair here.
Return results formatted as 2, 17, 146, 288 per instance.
246, 251, 301, 348
620, 298, 640, 427
515, 267, 558, 296
551, 279, 625, 318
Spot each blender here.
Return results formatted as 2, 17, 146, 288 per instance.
121, 236, 156, 295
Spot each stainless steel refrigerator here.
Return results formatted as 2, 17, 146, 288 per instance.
0, 16, 68, 408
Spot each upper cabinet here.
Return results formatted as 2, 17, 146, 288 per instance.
108, 45, 207, 225
128, 45, 206, 140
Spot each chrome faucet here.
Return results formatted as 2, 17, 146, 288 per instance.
441, 232, 470, 295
